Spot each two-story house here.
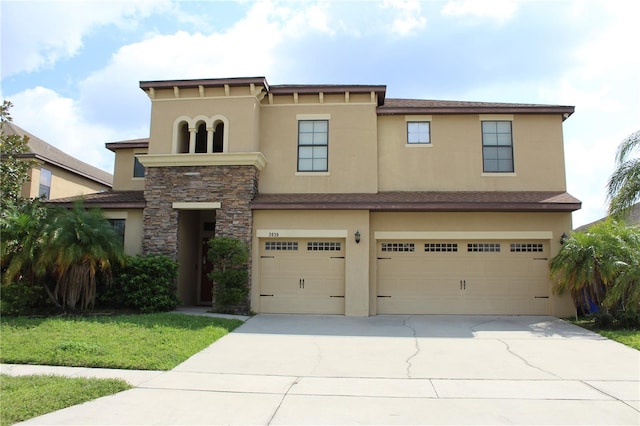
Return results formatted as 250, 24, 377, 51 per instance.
4, 122, 113, 200
53, 76, 581, 317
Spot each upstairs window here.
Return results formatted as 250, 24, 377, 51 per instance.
298, 120, 328, 172
39, 168, 52, 199
482, 121, 513, 172
407, 121, 430, 144
174, 116, 227, 154
133, 155, 145, 178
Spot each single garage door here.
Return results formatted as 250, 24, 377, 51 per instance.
259, 238, 345, 314
377, 240, 550, 315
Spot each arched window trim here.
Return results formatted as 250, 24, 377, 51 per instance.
173, 116, 192, 154
172, 115, 230, 154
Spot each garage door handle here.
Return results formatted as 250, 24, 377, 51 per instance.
299, 279, 305, 289
534, 257, 548, 261
261, 256, 275, 259
377, 295, 391, 298
377, 257, 392, 260
460, 280, 467, 290
330, 256, 345, 259
534, 296, 549, 299
330, 295, 345, 298
260, 294, 274, 297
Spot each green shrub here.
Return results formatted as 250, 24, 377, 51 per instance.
594, 312, 615, 329
207, 237, 249, 313
592, 310, 640, 330
615, 311, 640, 329
0, 282, 49, 316
99, 255, 180, 313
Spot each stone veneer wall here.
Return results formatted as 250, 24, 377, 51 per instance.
143, 165, 259, 310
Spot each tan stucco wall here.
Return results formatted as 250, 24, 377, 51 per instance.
369, 211, 575, 317
23, 164, 110, 199
259, 104, 378, 193
258, 103, 379, 194
147, 96, 262, 155
103, 209, 143, 255
111, 148, 146, 191
253, 210, 370, 316
377, 114, 568, 191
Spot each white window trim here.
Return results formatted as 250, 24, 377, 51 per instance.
172, 115, 229, 154
295, 171, 330, 176
481, 172, 517, 177
405, 116, 432, 146
296, 113, 331, 120
297, 118, 329, 173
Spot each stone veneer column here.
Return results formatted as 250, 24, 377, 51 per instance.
143, 165, 259, 258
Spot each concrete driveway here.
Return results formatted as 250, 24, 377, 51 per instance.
18, 315, 640, 425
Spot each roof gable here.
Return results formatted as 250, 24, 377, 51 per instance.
4, 122, 113, 187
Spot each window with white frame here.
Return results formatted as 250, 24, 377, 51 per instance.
298, 120, 328, 172
39, 168, 52, 199
407, 121, 430, 144
482, 121, 514, 172
133, 155, 145, 178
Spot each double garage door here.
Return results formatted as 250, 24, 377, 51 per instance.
259, 238, 345, 314
258, 238, 550, 315
377, 240, 550, 315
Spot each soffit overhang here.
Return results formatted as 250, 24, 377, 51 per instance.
250, 191, 582, 212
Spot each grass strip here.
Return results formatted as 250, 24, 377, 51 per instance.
569, 318, 640, 350
0, 374, 131, 426
0, 313, 244, 370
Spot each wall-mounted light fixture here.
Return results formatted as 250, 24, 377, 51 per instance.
560, 232, 568, 244
354, 230, 361, 244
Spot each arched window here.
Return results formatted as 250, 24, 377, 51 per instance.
195, 122, 207, 153
172, 115, 229, 154
213, 122, 224, 153
177, 122, 190, 153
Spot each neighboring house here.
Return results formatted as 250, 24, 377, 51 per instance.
575, 202, 640, 232
49, 76, 581, 317
3, 122, 113, 200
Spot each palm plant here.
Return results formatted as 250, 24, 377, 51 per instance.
1, 199, 50, 285
550, 220, 640, 313
607, 129, 640, 217
39, 203, 125, 310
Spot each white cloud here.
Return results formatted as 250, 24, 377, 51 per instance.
8, 87, 117, 173
441, 0, 518, 22
3, 0, 339, 174
381, 0, 427, 35
0, 0, 172, 78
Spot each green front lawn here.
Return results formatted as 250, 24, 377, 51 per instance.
0, 313, 244, 370
0, 313, 244, 425
0, 375, 131, 426
570, 319, 640, 350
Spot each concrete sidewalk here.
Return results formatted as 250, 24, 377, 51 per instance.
5, 314, 640, 425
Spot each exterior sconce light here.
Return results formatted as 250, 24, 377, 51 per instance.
354, 230, 361, 244
560, 232, 568, 244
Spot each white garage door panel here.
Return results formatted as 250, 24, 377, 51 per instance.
259, 239, 345, 314
377, 240, 549, 315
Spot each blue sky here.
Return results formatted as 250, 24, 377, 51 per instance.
1, 0, 639, 227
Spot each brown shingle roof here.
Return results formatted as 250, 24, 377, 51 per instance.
46, 190, 145, 209
378, 98, 575, 119
251, 191, 581, 212
106, 138, 149, 152
4, 122, 113, 186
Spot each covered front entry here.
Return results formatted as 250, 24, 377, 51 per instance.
259, 238, 346, 314
377, 239, 550, 315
